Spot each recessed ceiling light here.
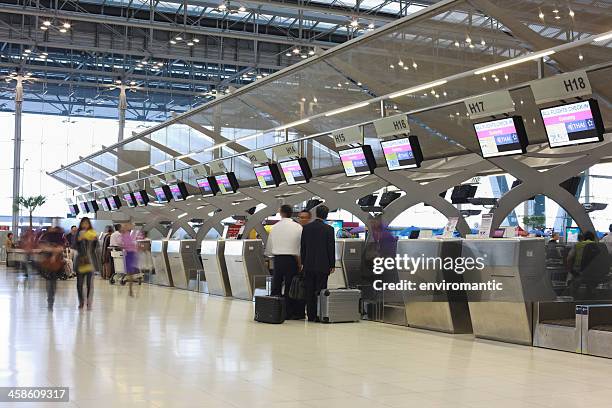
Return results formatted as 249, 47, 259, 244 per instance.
538, 11, 544, 19
412, 61, 418, 69
63, 22, 71, 29
59, 28, 67, 33
40, 26, 48, 30
193, 38, 200, 43
368, 23, 374, 29
170, 40, 177, 44
238, 5, 246, 12
176, 36, 183, 41
43, 20, 52, 26
465, 36, 472, 43
292, 47, 300, 54
24, 49, 32, 53
454, 41, 460, 47
398, 60, 404, 66
285, 52, 292, 57
187, 41, 194, 46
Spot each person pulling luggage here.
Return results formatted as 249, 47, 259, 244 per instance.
265, 205, 304, 320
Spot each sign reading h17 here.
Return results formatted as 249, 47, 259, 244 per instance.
373, 113, 410, 138
530, 70, 592, 105
464, 90, 515, 120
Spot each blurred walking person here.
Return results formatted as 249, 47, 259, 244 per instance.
39, 226, 66, 311
73, 218, 99, 310
100, 225, 114, 279
121, 224, 139, 297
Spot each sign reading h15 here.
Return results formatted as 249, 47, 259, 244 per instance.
373, 114, 410, 138
530, 70, 591, 105
464, 90, 515, 120
331, 125, 362, 148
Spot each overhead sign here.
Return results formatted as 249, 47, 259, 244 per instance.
118, 183, 131, 193
149, 175, 164, 188
331, 125, 362, 148
247, 150, 269, 165
128, 181, 140, 191
192, 164, 208, 178
530, 70, 591, 105
209, 160, 227, 175
273, 143, 299, 160
165, 171, 180, 184
464, 90, 515, 120
373, 113, 410, 139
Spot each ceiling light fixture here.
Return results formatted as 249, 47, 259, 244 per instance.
324, 101, 370, 117
538, 10, 544, 19
474, 50, 555, 74
388, 79, 448, 99
274, 118, 310, 131
593, 32, 612, 42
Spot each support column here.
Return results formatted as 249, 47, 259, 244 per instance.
118, 86, 127, 142
11, 77, 23, 236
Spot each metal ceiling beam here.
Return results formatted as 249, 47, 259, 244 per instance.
140, 137, 200, 165
177, 116, 250, 153
0, 4, 338, 47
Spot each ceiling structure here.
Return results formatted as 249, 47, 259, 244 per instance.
0, 0, 430, 120
46, 0, 612, 200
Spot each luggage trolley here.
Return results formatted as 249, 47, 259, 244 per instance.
110, 248, 143, 285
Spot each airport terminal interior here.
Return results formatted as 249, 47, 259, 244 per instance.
1, 0, 612, 406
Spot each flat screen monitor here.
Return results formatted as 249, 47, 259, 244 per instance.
380, 136, 424, 170
78, 202, 90, 213
133, 190, 149, 206
473, 116, 528, 158
169, 182, 189, 201
214, 172, 239, 195
254, 163, 282, 188
196, 177, 219, 197
565, 227, 581, 243
492, 229, 505, 238
451, 185, 478, 204
123, 192, 137, 208
99, 198, 110, 212
339, 145, 376, 176
68, 204, 79, 217
540, 99, 605, 148
89, 200, 99, 212
326, 220, 343, 237
108, 195, 121, 210
153, 185, 172, 203
280, 158, 312, 185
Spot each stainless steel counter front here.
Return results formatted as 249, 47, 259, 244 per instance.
201, 240, 231, 297
396, 238, 472, 334
224, 239, 267, 300
150, 240, 173, 287
461, 238, 555, 345
329, 239, 365, 289
166, 239, 202, 290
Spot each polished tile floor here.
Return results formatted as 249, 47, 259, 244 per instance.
2, 266, 612, 408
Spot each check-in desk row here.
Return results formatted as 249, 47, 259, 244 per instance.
149, 238, 269, 300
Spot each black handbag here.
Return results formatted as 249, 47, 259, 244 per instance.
288, 273, 305, 300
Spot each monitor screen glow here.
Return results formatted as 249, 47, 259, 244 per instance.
108, 196, 119, 210
339, 147, 373, 176
214, 174, 234, 194
169, 184, 185, 201
381, 138, 418, 170
540, 100, 603, 148
197, 178, 215, 196
254, 165, 278, 188
123, 193, 136, 207
133, 191, 147, 206
280, 160, 307, 185
474, 117, 525, 157
154, 186, 169, 203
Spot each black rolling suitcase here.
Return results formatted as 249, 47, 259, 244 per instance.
254, 296, 286, 324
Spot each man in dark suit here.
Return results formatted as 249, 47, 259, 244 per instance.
300, 205, 336, 321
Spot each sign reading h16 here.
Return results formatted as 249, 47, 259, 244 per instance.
530, 70, 591, 105
464, 90, 515, 120
373, 114, 410, 138
331, 125, 362, 147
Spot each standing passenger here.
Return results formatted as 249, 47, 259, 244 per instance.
297, 210, 312, 226
300, 205, 335, 322
101, 225, 114, 279
73, 217, 99, 310
265, 205, 303, 319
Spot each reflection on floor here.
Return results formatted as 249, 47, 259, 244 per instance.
2, 266, 612, 408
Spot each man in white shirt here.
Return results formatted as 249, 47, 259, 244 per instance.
265, 205, 303, 319
109, 224, 123, 248
601, 224, 612, 254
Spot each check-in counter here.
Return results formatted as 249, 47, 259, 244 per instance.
224, 239, 267, 300
328, 239, 365, 289
396, 238, 472, 334
201, 240, 232, 297
136, 239, 153, 283
533, 301, 582, 353
579, 304, 612, 358
150, 240, 173, 287
166, 239, 202, 290
461, 238, 555, 345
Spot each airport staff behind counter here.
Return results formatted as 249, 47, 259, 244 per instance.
265, 205, 304, 320
300, 205, 336, 322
